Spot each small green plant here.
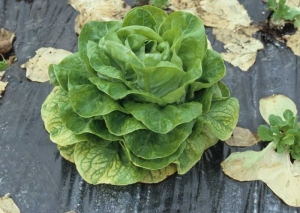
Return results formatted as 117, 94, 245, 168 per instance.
150, 0, 169, 9
267, 0, 300, 28
258, 109, 300, 160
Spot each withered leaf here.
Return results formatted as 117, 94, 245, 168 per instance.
259, 94, 297, 124
222, 142, 300, 207
225, 127, 260, 147
69, 0, 131, 34
21, 47, 72, 82
0, 194, 20, 213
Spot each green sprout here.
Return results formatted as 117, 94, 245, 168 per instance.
258, 109, 300, 160
267, 0, 300, 29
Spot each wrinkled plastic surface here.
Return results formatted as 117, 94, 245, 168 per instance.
0, 0, 300, 212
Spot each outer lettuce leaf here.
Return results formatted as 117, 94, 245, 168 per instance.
140, 164, 177, 183
41, 87, 92, 146
174, 121, 219, 174
199, 98, 239, 141
74, 141, 148, 185
125, 142, 186, 170
59, 103, 121, 141
57, 144, 75, 163
123, 101, 202, 134
123, 121, 195, 159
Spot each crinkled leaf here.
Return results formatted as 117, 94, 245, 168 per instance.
123, 101, 202, 134
74, 141, 148, 185
199, 98, 239, 140
124, 121, 195, 159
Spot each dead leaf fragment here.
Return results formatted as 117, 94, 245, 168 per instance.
225, 127, 260, 147
198, 0, 252, 30
259, 94, 298, 124
222, 142, 300, 207
0, 194, 20, 213
0, 29, 15, 54
284, 29, 300, 56
284, 0, 300, 7
168, 0, 199, 14
69, 0, 131, 34
0, 81, 8, 95
21, 47, 72, 82
213, 28, 264, 71
0, 71, 5, 80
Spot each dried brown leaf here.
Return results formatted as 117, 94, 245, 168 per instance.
285, 0, 300, 7
0, 81, 8, 95
222, 142, 300, 207
225, 127, 260, 147
69, 0, 131, 34
259, 94, 297, 124
213, 28, 264, 71
0, 29, 15, 54
168, 0, 199, 14
21, 47, 72, 82
284, 29, 300, 57
0, 194, 20, 213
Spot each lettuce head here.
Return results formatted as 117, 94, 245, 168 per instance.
41, 6, 239, 185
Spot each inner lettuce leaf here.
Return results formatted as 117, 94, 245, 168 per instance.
41, 6, 239, 185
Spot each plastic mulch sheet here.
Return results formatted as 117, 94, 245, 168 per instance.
0, 0, 300, 212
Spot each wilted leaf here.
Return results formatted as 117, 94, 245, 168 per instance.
21, 47, 72, 82
284, 29, 300, 56
0, 194, 20, 213
213, 28, 264, 71
225, 127, 260, 147
221, 142, 300, 207
0, 81, 8, 96
69, 0, 131, 34
0, 28, 15, 54
259, 94, 297, 124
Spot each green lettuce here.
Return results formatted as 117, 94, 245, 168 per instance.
41, 6, 239, 185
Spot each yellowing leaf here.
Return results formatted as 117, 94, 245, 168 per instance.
0, 194, 20, 213
0, 81, 8, 96
259, 94, 297, 124
213, 28, 264, 71
284, 29, 300, 57
221, 142, 300, 207
21, 47, 72, 82
0, 28, 15, 54
69, 0, 131, 34
140, 164, 177, 183
225, 127, 260, 147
